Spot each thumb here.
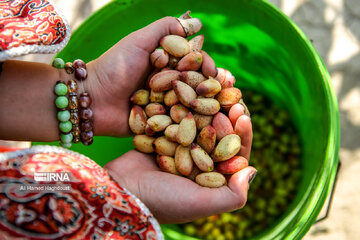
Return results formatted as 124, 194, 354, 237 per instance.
127, 17, 186, 53
127, 13, 202, 53
227, 166, 257, 209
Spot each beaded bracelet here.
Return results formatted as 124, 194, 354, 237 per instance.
54, 81, 73, 148
67, 79, 81, 144
79, 92, 94, 145
52, 58, 94, 146
70, 59, 94, 145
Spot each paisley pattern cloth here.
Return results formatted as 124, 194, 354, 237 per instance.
0, 0, 70, 61
0, 146, 163, 240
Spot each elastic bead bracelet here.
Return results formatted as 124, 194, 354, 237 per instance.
52, 58, 94, 146
79, 92, 94, 145
71, 59, 94, 145
67, 79, 81, 144
54, 80, 72, 148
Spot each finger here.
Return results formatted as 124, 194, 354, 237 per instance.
201, 50, 217, 78
193, 166, 257, 217
129, 17, 186, 53
234, 115, 253, 160
228, 166, 257, 200
229, 103, 245, 126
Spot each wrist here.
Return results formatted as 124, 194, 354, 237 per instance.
82, 60, 105, 137
54, 59, 98, 145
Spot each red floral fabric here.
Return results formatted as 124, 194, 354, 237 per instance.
0, 146, 163, 240
0, 0, 70, 60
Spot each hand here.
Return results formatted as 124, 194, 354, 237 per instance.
94, 16, 255, 223
86, 16, 216, 137
104, 105, 254, 224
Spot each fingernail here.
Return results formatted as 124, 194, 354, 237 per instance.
214, 67, 218, 78
248, 170, 257, 184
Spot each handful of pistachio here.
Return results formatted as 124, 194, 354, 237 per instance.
128, 14, 250, 188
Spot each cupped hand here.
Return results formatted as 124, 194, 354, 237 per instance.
91, 15, 255, 223
104, 105, 254, 224
86, 17, 206, 137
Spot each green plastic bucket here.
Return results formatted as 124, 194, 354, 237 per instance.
34, 0, 340, 239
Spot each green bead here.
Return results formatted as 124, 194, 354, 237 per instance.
60, 133, 73, 143
54, 83, 68, 96
60, 142, 72, 148
52, 58, 65, 69
59, 121, 72, 133
57, 110, 70, 122
55, 96, 68, 109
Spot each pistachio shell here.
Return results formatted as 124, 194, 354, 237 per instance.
150, 49, 169, 69
146, 68, 160, 90
133, 135, 155, 153
158, 155, 180, 175
145, 124, 156, 136
164, 124, 179, 142
168, 55, 180, 68
177, 11, 202, 37
170, 104, 190, 123
172, 80, 197, 107
214, 68, 226, 85
177, 112, 197, 146
196, 78, 221, 97
190, 98, 220, 115
221, 70, 236, 88
216, 88, 242, 111
189, 35, 204, 52
194, 114, 213, 131
212, 112, 234, 141
216, 156, 248, 174
130, 89, 149, 105
195, 172, 226, 188
197, 125, 216, 154
129, 105, 147, 134
180, 71, 206, 89
176, 51, 203, 71
147, 115, 172, 132
190, 143, 214, 172
154, 136, 178, 156
175, 145, 193, 176
164, 89, 179, 107
145, 103, 166, 117
212, 134, 241, 162
160, 35, 190, 57
149, 70, 180, 92
150, 90, 165, 103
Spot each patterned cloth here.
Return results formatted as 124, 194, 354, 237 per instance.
0, 1, 163, 239
0, 146, 163, 240
0, 0, 70, 61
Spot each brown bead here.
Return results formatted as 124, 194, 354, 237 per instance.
81, 130, 93, 141
67, 79, 78, 94
70, 111, 80, 124
74, 67, 88, 81
79, 92, 92, 108
68, 95, 79, 110
82, 138, 93, 146
72, 136, 80, 143
80, 121, 93, 132
72, 124, 81, 135
79, 108, 93, 120
65, 62, 74, 74
73, 59, 86, 69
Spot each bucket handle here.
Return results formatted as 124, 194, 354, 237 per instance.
314, 160, 341, 224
